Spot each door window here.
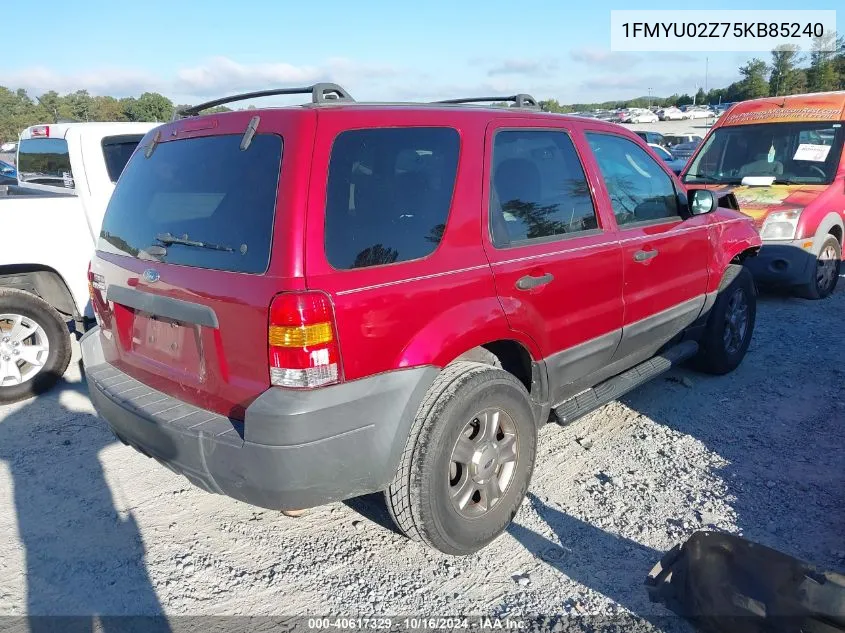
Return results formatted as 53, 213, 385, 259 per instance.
586, 133, 679, 227
489, 129, 599, 247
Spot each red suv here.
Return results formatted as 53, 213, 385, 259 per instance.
81, 84, 761, 555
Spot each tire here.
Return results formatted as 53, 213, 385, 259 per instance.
695, 265, 756, 375
0, 288, 72, 404
385, 361, 537, 555
796, 235, 841, 300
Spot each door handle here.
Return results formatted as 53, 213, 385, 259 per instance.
633, 249, 659, 262
516, 273, 554, 290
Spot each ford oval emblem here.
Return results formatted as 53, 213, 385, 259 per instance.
142, 269, 160, 284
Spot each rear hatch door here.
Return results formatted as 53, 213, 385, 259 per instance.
91, 110, 314, 419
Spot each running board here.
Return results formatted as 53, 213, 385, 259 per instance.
552, 340, 698, 426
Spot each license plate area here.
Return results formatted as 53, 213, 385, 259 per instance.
131, 311, 203, 378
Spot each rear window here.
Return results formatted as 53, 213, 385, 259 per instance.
102, 135, 145, 182
98, 133, 282, 274
17, 138, 74, 188
324, 127, 459, 270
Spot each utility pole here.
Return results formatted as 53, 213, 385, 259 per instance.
705, 57, 709, 96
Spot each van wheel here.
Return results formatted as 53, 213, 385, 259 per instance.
0, 288, 72, 404
797, 235, 841, 300
385, 361, 537, 555
694, 265, 756, 375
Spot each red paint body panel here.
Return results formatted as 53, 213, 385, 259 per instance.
90, 103, 761, 419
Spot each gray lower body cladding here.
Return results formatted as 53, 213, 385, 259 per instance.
80, 327, 437, 510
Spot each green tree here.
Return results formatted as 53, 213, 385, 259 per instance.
64, 90, 94, 121
126, 92, 173, 122
807, 34, 838, 92
738, 58, 769, 99
694, 88, 706, 105
92, 96, 128, 121
676, 93, 693, 106
769, 45, 803, 96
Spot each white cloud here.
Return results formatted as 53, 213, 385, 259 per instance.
0, 66, 158, 97
570, 48, 641, 68
0, 56, 402, 102
487, 58, 559, 77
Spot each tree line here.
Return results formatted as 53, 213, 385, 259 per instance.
1, 36, 844, 142
0, 89, 233, 143
539, 35, 845, 113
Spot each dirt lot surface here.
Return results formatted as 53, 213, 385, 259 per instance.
1, 279, 843, 630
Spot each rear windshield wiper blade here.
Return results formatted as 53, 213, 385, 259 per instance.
155, 232, 234, 252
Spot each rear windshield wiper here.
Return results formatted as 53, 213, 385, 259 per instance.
155, 232, 234, 252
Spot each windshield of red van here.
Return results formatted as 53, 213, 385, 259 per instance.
683, 121, 844, 186
98, 133, 282, 274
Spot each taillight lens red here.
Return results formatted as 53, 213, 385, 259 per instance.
268, 291, 342, 388
87, 262, 107, 327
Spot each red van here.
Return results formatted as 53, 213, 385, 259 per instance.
681, 91, 845, 298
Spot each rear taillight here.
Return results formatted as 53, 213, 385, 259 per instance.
268, 291, 342, 389
87, 262, 106, 327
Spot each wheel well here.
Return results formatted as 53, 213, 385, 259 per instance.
829, 224, 843, 245
0, 265, 78, 319
455, 340, 534, 393
730, 247, 760, 265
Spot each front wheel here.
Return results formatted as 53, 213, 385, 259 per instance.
0, 288, 72, 404
385, 361, 537, 555
797, 235, 841, 300
695, 265, 756, 375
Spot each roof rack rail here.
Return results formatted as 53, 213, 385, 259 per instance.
434, 94, 540, 109
173, 83, 355, 120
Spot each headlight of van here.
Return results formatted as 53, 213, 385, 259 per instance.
760, 209, 802, 241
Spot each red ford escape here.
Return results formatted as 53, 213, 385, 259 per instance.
81, 84, 761, 555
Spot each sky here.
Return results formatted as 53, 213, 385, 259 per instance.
1, 0, 842, 106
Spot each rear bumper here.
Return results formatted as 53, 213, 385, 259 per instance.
744, 239, 815, 287
80, 327, 438, 510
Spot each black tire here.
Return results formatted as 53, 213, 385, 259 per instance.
0, 288, 72, 405
694, 264, 756, 375
797, 235, 841, 300
385, 361, 537, 555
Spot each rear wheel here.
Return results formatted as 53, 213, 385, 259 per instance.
797, 235, 841, 300
385, 361, 537, 555
695, 265, 756, 375
0, 288, 72, 404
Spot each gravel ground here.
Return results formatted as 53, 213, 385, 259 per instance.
0, 278, 843, 630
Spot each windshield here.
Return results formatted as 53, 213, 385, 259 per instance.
684, 121, 844, 185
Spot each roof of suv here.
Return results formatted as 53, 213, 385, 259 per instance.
171, 82, 626, 132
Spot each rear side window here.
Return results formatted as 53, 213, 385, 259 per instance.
98, 133, 282, 274
324, 127, 459, 270
490, 129, 598, 246
17, 138, 74, 189
102, 135, 145, 182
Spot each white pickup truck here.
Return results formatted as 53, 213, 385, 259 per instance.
0, 121, 156, 403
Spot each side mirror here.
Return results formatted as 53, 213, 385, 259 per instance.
688, 189, 717, 215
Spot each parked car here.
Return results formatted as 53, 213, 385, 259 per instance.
685, 107, 716, 120
0, 121, 156, 403
665, 134, 703, 148
0, 142, 17, 153
682, 90, 845, 299
628, 109, 659, 124
659, 107, 686, 121
81, 84, 761, 555
0, 159, 15, 186
636, 131, 668, 147
649, 143, 687, 174
671, 140, 703, 162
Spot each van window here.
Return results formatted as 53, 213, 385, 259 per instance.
17, 138, 74, 189
324, 127, 459, 270
685, 121, 845, 185
102, 135, 145, 182
98, 133, 282, 274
